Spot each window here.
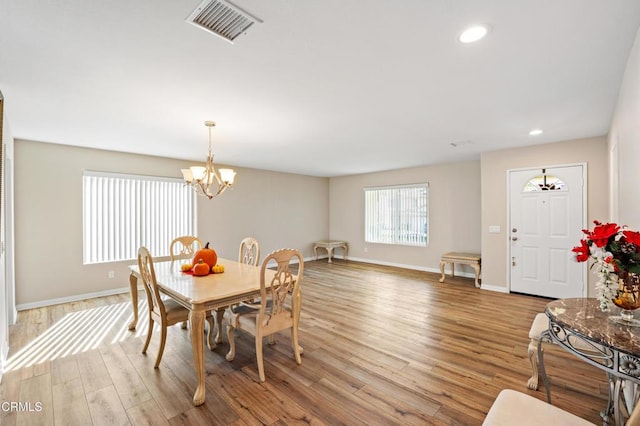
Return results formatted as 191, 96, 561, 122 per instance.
523, 173, 567, 192
83, 171, 196, 264
364, 183, 428, 246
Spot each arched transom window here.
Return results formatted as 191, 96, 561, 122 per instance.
523, 170, 567, 192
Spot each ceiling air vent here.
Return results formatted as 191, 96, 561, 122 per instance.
186, 0, 262, 44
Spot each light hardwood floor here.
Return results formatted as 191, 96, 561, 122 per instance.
1, 260, 607, 425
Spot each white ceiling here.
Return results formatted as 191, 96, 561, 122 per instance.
1, 0, 639, 177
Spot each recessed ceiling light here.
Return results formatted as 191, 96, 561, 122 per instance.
529, 129, 543, 136
458, 25, 489, 43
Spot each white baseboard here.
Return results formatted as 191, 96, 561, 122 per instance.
16, 287, 131, 311
479, 283, 508, 293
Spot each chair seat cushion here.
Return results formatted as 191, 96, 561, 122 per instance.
483, 389, 594, 425
230, 300, 272, 315
163, 298, 190, 324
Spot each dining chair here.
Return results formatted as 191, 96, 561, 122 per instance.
170, 236, 203, 329
169, 236, 203, 261
138, 246, 215, 368
239, 237, 260, 266
212, 237, 262, 344
225, 248, 303, 382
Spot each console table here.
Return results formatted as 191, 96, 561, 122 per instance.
439, 252, 481, 288
539, 298, 640, 425
313, 240, 348, 263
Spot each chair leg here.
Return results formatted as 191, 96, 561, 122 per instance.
256, 332, 265, 382
527, 338, 541, 390
267, 334, 275, 345
154, 325, 167, 369
142, 317, 154, 354
225, 324, 236, 361
215, 307, 225, 344
205, 314, 216, 350
291, 327, 302, 365
181, 320, 188, 329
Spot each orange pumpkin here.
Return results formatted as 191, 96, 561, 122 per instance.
193, 242, 217, 268
192, 260, 210, 276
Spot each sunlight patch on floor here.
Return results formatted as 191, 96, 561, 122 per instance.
5, 301, 150, 371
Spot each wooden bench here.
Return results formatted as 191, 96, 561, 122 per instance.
439, 252, 481, 288
313, 240, 348, 263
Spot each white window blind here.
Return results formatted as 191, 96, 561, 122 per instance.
83, 171, 196, 264
364, 183, 429, 246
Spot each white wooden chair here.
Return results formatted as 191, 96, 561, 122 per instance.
527, 313, 551, 390
169, 236, 203, 261
527, 312, 605, 391
138, 247, 215, 368
483, 389, 594, 425
485, 388, 640, 426
239, 237, 260, 267
225, 248, 303, 382
212, 237, 262, 344
170, 236, 203, 329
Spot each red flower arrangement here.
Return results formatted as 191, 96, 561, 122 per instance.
572, 221, 640, 310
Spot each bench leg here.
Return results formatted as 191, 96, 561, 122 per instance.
527, 338, 541, 390
326, 247, 334, 263
439, 261, 447, 283
472, 263, 481, 288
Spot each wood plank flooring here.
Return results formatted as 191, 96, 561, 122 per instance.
1, 260, 607, 425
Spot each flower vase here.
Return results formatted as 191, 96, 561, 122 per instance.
610, 273, 640, 327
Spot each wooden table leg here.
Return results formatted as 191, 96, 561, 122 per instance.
128, 272, 138, 330
313, 245, 318, 261
326, 247, 334, 263
190, 309, 206, 406
343, 244, 348, 260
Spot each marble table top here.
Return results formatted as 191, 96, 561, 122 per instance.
546, 298, 640, 356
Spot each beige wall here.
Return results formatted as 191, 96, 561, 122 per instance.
480, 137, 609, 294
329, 160, 481, 272
609, 27, 640, 229
14, 140, 328, 307
197, 167, 329, 261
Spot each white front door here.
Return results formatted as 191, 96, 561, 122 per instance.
509, 165, 586, 299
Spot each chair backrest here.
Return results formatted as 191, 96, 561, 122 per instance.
138, 246, 166, 318
170, 236, 203, 261
259, 248, 304, 323
239, 237, 260, 266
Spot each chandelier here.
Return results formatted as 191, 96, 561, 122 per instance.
181, 121, 236, 199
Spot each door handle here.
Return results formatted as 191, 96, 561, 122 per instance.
512, 257, 516, 266
512, 237, 518, 241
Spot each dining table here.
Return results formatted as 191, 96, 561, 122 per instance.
540, 298, 640, 425
127, 258, 272, 406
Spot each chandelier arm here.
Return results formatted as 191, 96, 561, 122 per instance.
212, 183, 228, 198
